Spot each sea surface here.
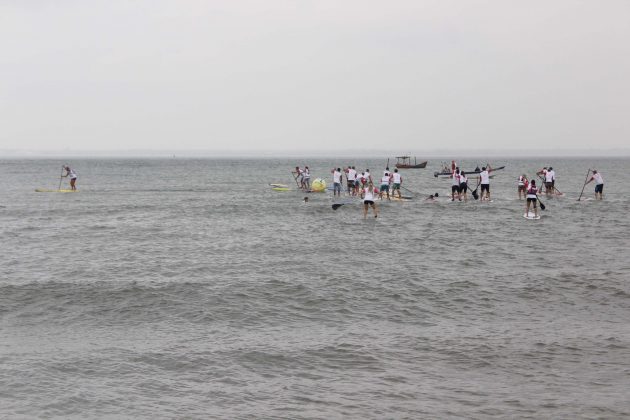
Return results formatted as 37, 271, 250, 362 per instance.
1, 157, 629, 419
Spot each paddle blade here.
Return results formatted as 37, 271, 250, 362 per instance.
471, 189, 479, 200
332, 204, 344, 210
539, 201, 546, 211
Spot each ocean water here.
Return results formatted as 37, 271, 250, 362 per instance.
1, 157, 629, 419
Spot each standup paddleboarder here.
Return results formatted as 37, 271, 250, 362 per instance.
525, 180, 540, 217
332, 168, 343, 197
585, 170, 604, 200
451, 168, 461, 201
379, 171, 392, 200
391, 169, 402, 199
362, 181, 378, 219
517, 175, 528, 200
479, 165, 492, 201
302, 166, 311, 191
459, 171, 469, 202
62, 165, 78, 190
346, 166, 357, 196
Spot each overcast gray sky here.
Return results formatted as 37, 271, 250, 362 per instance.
1, 0, 629, 154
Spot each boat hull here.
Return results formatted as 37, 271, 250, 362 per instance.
395, 161, 427, 169
434, 165, 505, 178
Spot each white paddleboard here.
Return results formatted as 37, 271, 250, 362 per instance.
523, 212, 541, 220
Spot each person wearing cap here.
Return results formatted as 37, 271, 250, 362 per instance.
585, 170, 604, 200
62, 165, 78, 190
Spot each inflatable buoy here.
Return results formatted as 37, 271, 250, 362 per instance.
311, 178, 326, 192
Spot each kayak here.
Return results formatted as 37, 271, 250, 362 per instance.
434, 165, 506, 178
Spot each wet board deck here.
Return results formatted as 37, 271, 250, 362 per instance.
523, 212, 541, 220
35, 189, 78, 193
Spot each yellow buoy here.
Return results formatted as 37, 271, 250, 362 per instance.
311, 178, 326, 192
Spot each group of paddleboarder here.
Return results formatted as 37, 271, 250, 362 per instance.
331, 166, 403, 201
449, 161, 494, 202
293, 161, 606, 220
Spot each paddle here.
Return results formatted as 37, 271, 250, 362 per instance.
332, 203, 344, 210
470, 179, 480, 200
537, 195, 546, 211
401, 186, 419, 196
577, 169, 591, 201
58, 166, 64, 190
291, 171, 301, 189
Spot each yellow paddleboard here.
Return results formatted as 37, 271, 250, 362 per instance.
35, 189, 79, 193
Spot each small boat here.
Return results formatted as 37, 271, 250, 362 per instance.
434, 165, 506, 178
394, 156, 427, 169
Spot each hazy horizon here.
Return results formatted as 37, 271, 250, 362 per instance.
2, 147, 630, 159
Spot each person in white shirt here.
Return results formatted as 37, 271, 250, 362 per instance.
451, 168, 461, 201
62, 165, 78, 190
302, 166, 311, 190
585, 169, 604, 200
379, 172, 392, 200
294, 166, 304, 189
364, 169, 372, 184
459, 171, 469, 202
346, 166, 357, 196
537, 166, 553, 195
391, 169, 402, 199
548, 167, 556, 191
544, 167, 555, 195
332, 168, 343, 197
479, 165, 492, 201
362, 182, 378, 219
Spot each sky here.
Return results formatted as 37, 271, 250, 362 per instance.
1, 0, 629, 156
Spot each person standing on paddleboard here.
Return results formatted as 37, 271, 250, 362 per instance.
391, 169, 402, 199
585, 170, 604, 200
459, 171, 469, 202
346, 166, 357, 196
293, 166, 305, 190
379, 171, 392, 200
362, 181, 378, 219
479, 165, 492, 201
548, 167, 556, 193
302, 166, 311, 191
364, 169, 372, 185
451, 168, 461, 201
332, 168, 343, 197
525, 180, 540, 217
517, 174, 528, 200
537, 167, 552, 195
62, 165, 78, 190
